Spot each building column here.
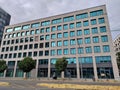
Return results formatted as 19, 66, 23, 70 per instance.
76, 58, 80, 79
93, 56, 98, 81
13, 61, 17, 77
4, 61, 8, 77
48, 59, 51, 79
35, 59, 39, 78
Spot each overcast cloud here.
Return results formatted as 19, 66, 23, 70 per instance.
0, 0, 120, 39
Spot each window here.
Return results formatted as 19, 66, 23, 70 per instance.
69, 23, 74, 29
9, 53, 12, 58
40, 28, 44, 33
34, 51, 38, 57
51, 34, 56, 39
101, 35, 108, 42
63, 16, 74, 22
11, 40, 14, 44
1, 47, 5, 52
16, 39, 19, 44
92, 36, 99, 43
63, 24, 68, 30
25, 37, 29, 42
15, 46, 18, 51
46, 27, 50, 32
84, 29, 90, 35
6, 47, 9, 51
18, 53, 22, 58
17, 32, 21, 37
78, 57, 93, 63
76, 22, 82, 28
94, 46, 101, 53
51, 26, 56, 32
77, 30, 82, 36
45, 35, 50, 40
98, 18, 105, 24
29, 44, 33, 49
34, 43, 38, 49
83, 20, 89, 26
13, 53, 17, 58
52, 18, 62, 24
85, 47, 92, 53
39, 51, 43, 56
57, 33, 62, 38
35, 29, 40, 34
45, 42, 49, 48
31, 23, 40, 28
45, 50, 49, 56
3, 41, 6, 45
4, 54, 8, 59
26, 31, 30, 35
103, 45, 110, 52
14, 26, 21, 31
10, 46, 13, 51
77, 38, 83, 45
90, 10, 103, 17
91, 19, 97, 25
39, 59, 48, 65
70, 39, 76, 45
57, 25, 62, 31
70, 48, 76, 54
51, 41, 56, 47
63, 40, 68, 46
64, 48, 69, 55
41, 20, 50, 26
70, 31, 75, 37
85, 37, 91, 44
76, 13, 88, 20
21, 32, 25, 36
78, 47, 84, 54
51, 58, 56, 64
57, 41, 62, 47
28, 52, 32, 57
51, 50, 56, 56
95, 56, 111, 63
23, 52, 27, 57
63, 32, 68, 38
19, 45, 23, 50
20, 38, 24, 43
7, 40, 10, 45
30, 37, 34, 42
22, 25, 30, 30
39, 43, 44, 48
92, 27, 98, 34
24, 45, 28, 50
57, 49, 62, 55
40, 35, 44, 40
30, 30, 34, 35
100, 26, 106, 32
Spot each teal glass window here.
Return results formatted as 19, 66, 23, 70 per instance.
41, 20, 50, 26
91, 19, 97, 25
77, 38, 83, 45
76, 13, 88, 20
84, 29, 90, 35
63, 40, 68, 46
31, 23, 40, 28
90, 9, 103, 17
76, 22, 82, 28
77, 30, 82, 36
92, 27, 98, 34
40, 35, 44, 40
6, 28, 13, 33
100, 26, 106, 32
63, 48, 69, 55
14, 26, 21, 31
51, 26, 56, 32
85, 47, 92, 53
57, 41, 62, 47
57, 49, 62, 55
69, 23, 75, 29
101, 35, 108, 42
63, 16, 74, 22
94, 46, 101, 53
103, 45, 110, 52
12, 33, 16, 38
21, 32, 25, 36
66, 58, 76, 64
46, 27, 50, 32
70, 48, 76, 54
98, 18, 105, 24
35, 29, 40, 34
51, 50, 56, 56
95, 56, 111, 63
17, 32, 21, 37
52, 18, 62, 24
63, 32, 68, 38
30, 30, 34, 35
45, 35, 50, 40
51, 34, 56, 39
78, 47, 84, 54
26, 31, 30, 35
57, 25, 62, 31
51, 41, 56, 47
83, 20, 89, 26
51, 58, 56, 64
40, 28, 44, 33
22, 25, 30, 30
39, 51, 43, 56
78, 57, 93, 64
63, 24, 68, 30
70, 31, 75, 37
85, 37, 91, 44
70, 39, 76, 45
92, 36, 99, 43
57, 33, 62, 38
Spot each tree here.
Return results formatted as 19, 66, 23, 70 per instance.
55, 57, 68, 78
116, 52, 120, 69
18, 57, 36, 78
0, 60, 7, 73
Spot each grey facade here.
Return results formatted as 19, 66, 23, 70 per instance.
0, 7, 11, 45
0, 5, 119, 80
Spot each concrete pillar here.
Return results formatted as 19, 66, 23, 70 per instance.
13, 61, 17, 77
93, 56, 98, 81
61, 71, 64, 78
4, 61, 8, 77
76, 58, 80, 79
48, 59, 51, 79
35, 60, 39, 78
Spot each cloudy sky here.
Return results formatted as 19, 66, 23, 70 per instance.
0, 0, 120, 39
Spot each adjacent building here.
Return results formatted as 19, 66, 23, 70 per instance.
0, 7, 11, 45
114, 34, 120, 53
0, 5, 119, 80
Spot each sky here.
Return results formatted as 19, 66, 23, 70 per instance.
0, 0, 120, 39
